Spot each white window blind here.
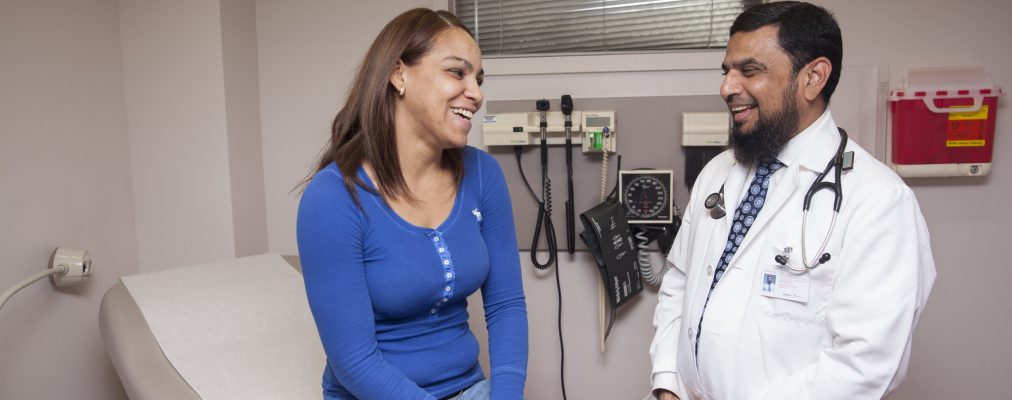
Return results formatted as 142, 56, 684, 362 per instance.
452, 0, 762, 56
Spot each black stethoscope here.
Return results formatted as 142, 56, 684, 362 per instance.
704, 127, 852, 273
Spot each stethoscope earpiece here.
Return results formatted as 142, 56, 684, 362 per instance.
774, 252, 831, 269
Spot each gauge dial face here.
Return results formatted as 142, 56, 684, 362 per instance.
622, 174, 670, 222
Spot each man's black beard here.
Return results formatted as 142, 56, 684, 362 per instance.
728, 84, 800, 167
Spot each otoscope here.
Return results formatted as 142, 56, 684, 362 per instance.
539, 99, 566, 400
561, 95, 576, 254
530, 99, 558, 270
511, 99, 565, 399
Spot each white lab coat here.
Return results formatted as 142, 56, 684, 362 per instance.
650, 111, 936, 400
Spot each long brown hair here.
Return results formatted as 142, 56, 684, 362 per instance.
304, 8, 471, 204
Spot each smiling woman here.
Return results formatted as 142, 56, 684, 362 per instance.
295, 8, 528, 400
390, 27, 485, 178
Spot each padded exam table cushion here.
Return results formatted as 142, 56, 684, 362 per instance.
99, 254, 324, 400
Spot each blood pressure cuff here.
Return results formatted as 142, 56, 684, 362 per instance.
579, 199, 643, 309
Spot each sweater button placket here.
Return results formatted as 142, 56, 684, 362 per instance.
429, 232, 455, 319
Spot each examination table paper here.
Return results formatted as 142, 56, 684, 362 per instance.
121, 253, 325, 400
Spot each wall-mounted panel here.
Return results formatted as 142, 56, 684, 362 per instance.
487, 95, 726, 251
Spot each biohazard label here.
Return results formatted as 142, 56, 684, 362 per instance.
946, 105, 988, 147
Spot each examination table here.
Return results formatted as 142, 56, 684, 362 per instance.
99, 254, 323, 400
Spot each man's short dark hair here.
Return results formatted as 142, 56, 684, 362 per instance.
730, 1, 843, 104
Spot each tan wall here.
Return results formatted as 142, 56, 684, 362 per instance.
0, 0, 134, 399
822, 0, 1012, 398
256, 0, 437, 253
222, 0, 269, 257
1, 0, 269, 398
119, 0, 239, 272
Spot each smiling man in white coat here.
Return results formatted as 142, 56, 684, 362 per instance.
649, 2, 937, 399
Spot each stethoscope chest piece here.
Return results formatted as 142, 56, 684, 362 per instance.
705, 185, 726, 219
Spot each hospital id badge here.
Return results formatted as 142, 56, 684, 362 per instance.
759, 268, 810, 303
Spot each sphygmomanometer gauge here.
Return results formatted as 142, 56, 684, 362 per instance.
620, 170, 674, 224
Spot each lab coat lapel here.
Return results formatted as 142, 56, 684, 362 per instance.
689, 157, 743, 341
721, 163, 750, 238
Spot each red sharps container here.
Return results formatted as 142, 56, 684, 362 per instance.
890, 67, 1002, 177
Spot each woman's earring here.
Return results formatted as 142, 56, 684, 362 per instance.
399, 86, 405, 96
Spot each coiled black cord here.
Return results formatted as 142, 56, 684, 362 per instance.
516, 146, 558, 270
514, 145, 566, 400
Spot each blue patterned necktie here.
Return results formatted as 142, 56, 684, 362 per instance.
695, 159, 784, 354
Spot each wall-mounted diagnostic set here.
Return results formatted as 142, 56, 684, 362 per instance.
483, 109, 616, 153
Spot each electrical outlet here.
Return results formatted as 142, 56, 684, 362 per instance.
50, 247, 91, 288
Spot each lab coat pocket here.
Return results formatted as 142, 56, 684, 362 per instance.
756, 242, 838, 324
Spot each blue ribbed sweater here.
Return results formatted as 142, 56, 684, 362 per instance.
296, 147, 528, 400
